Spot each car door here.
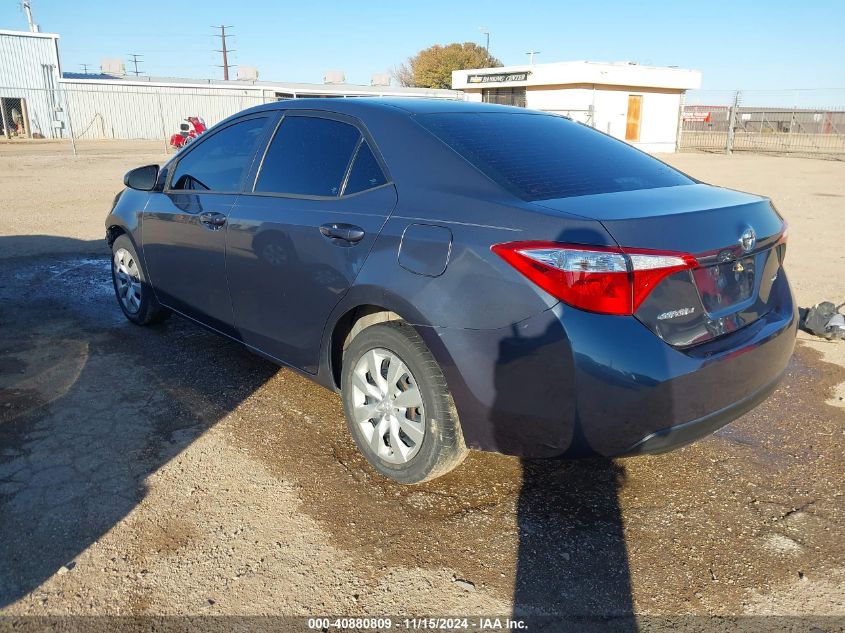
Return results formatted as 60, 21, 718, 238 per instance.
226, 111, 397, 373
141, 114, 273, 336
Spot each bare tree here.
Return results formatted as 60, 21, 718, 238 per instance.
391, 63, 414, 88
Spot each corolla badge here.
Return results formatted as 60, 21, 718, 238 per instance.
657, 307, 696, 320
739, 227, 756, 253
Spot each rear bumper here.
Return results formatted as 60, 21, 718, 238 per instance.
621, 367, 784, 455
420, 274, 796, 458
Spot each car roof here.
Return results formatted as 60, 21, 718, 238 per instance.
241, 97, 542, 118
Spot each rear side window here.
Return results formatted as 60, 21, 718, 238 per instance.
170, 117, 267, 191
416, 112, 693, 201
344, 142, 387, 195
256, 116, 361, 196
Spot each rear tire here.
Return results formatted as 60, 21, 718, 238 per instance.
111, 234, 169, 326
341, 321, 467, 484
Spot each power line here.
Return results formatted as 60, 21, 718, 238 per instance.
212, 25, 235, 81
80, 63, 93, 74
127, 53, 144, 76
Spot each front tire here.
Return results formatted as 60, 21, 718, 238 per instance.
341, 321, 467, 484
111, 234, 169, 325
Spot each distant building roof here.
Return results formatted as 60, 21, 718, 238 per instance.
0, 28, 59, 39
61, 72, 121, 81
453, 60, 702, 91
58, 73, 462, 99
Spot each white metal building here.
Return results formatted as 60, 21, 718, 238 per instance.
58, 75, 462, 140
0, 29, 461, 141
0, 29, 64, 138
453, 61, 702, 152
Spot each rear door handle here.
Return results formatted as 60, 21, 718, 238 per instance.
200, 211, 227, 230
320, 223, 365, 244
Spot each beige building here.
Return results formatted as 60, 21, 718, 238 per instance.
452, 60, 702, 153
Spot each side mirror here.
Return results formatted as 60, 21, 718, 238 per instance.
124, 164, 159, 191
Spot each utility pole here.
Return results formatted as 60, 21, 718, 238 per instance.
526, 50, 541, 65
80, 63, 93, 74
213, 25, 235, 80
127, 53, 144, 76
478, 27, 490, 58
22, 1, 39, 33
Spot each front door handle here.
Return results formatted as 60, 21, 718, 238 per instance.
320, 223, 365, 244
200, 211, 227, 230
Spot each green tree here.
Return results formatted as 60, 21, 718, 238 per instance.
393, 42, 502, 89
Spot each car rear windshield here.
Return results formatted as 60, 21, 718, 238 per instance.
415, 112, 694, 201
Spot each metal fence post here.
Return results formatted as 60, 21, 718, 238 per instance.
726, 90, 740, 155
0, 102, 10, 140
59, 85, 78, 157
675, 92, 686, 152
157, 93, 170, 155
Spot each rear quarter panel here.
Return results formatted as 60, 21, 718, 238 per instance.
317, 113, 618, 451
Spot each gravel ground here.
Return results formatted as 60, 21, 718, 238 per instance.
0, 141, 843, 629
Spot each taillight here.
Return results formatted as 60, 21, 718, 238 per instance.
491, 241, 698, 316
775, 225, 788, 265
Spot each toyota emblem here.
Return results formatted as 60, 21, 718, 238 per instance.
739, 227, 756, 253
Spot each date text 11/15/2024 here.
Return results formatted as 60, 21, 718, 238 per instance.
307, 617, 528, 630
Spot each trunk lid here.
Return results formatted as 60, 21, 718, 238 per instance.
536, 184, 788, 347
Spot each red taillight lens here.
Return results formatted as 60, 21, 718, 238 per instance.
491, 241, 698, 316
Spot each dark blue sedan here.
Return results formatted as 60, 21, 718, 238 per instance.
106, 98, 796, 483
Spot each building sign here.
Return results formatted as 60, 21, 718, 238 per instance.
467, 71, 531, 84
682, 111, 711, 123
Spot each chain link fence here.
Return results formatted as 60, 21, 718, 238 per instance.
0, 82, 275, 155
679, 89, 845, 159
546, 106, 594, 127
3, 82, 845, 160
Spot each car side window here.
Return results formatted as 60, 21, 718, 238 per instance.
343, 141, 387, 195
255, 115, 361, 197
170, 117, 268, 192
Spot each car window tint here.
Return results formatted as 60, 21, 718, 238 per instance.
416, 112, 693, 201
343, 141, 387, 195
255, 116, 361, 196
170, 117, 267, 192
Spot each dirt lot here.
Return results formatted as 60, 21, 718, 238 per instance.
0, 141, 843, 629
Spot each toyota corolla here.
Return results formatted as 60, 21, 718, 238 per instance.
106, 99, 796, 483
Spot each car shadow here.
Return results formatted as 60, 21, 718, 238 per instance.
0, 236, 279, 607
490, 320, 638, 631
513, 458, 636, 631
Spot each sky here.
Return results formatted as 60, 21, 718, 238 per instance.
7, 0, 845, 95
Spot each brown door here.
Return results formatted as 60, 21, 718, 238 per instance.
625, 95, 643, 141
